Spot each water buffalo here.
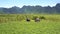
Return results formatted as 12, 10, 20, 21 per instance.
26, 18, 30, 22
35, 17, 40, 22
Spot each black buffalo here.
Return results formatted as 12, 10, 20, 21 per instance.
26, 18, 30, 22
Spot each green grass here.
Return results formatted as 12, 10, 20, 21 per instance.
0, 14, 60, 34
0, 20, 60, 34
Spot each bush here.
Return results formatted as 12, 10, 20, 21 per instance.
40, 16, 45, 19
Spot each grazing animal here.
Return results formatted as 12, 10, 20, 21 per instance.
26, 18, 30, 22
35, 17, 40, 22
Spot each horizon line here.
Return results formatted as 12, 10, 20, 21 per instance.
0, 5, 56, 8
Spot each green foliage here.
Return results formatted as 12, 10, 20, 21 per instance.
0, 19, 60, 34
0, 14, 60, 22
0, 14, 60, 34
40, 16, 45, 19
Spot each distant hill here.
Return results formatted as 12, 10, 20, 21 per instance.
0, 3, 60, 14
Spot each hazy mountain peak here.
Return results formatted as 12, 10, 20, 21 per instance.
0, 3, 60, 14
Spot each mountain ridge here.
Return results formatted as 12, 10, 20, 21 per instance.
0, 3, 60, 14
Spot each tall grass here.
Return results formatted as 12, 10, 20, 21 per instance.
0, 14, 60, 23
0, 14, 60, 34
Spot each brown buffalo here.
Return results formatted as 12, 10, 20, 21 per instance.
35, 17, 40, 22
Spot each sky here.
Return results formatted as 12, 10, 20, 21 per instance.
0, 0, 60, 8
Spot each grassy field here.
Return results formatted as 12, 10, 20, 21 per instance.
0, 14, 60, 34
